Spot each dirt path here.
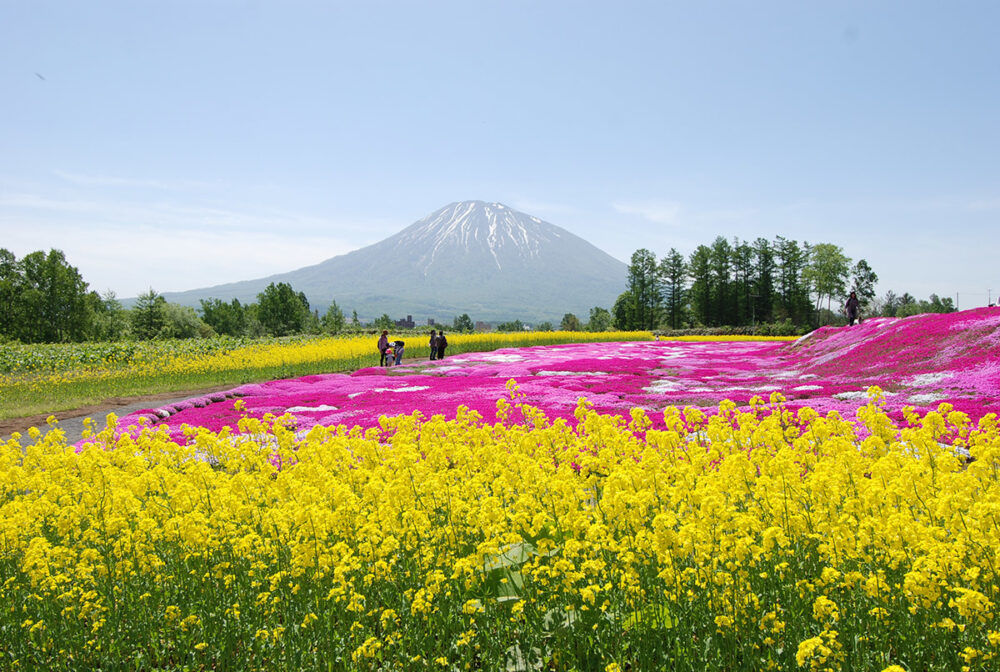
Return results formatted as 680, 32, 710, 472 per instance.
0, 386, 238, 444
0, 357, 425, 444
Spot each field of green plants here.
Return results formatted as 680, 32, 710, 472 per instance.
0, 331, 652, 420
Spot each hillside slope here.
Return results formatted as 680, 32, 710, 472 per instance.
160, 201, 627, 323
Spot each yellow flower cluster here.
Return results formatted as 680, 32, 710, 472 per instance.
1, 389, 997, 669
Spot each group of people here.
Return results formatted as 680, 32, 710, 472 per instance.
377, 329, 448, 366
428, 329, 448, 360
377, 331, 405, 366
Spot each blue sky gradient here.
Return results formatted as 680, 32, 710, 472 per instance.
2, 1, 998, 308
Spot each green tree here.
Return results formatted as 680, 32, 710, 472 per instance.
586, 307, 612, 332
612, 293, 631, 330
0, 249, 23, 340
132, 289, 168, 340
496, 319, 525, 332
850, 259, 878, 313
321, 300, 346, 334
803, 243, 851, 321
452, 313, 474, 333
774, 237, 812, 326
659, 248, 687, 329
615, 249, 662, 330
17, 249, 93, 342
708, 236, 735, 326
687, 245, 713, 326
162, 303, 212, 339
256, 282, 310, 336
751, 238, 776, 325
560, 313, 582, 331
536, 321, 553, 332
200, 298, 247, 336
90, 291, 131, 341
732, 239, 754, 326
372, 314, 394, 331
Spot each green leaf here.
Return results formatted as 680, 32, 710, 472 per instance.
621, 603, 675, 631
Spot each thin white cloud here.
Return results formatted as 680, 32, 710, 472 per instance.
612, 200, 682, 225
0, 192, 378, 238
968, 199, 1000, 212
52, 170, 218, 191
0, 214, 358, 297
506, 198, 579, 219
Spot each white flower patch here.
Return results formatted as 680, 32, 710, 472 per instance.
908, 393, 945, 404
350, 385, 431, 399
770, 370, 801, 379
750, 385, 781, 391
908, 372, 952, 386
833, 391, 867, 400
423, 366, 464, 373
287, 405, 338, 412
644, 380, 682, 393
473, 354, 525, 363
536, 370, 609, 376
798, 374, 819, 380
793, 385, 823, 391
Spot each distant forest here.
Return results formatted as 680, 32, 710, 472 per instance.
1, 241, 956, 344
612, 236, 955, 332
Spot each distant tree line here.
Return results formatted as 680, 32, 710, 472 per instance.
0, 248, 487, 343
0, 246, 960, 344
611, 236, 954, 332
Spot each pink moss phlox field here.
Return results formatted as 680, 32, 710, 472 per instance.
110, 308, 1000, 445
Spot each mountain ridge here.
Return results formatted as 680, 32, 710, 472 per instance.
160, 201, 627, 323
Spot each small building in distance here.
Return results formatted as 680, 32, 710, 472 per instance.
394, 315, 415, 329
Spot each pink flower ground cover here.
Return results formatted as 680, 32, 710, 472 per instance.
115, 307, 1000, 444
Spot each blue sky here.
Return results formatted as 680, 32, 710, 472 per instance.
2, 1, 998, 308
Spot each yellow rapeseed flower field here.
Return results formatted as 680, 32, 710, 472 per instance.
1, 387, 997, 670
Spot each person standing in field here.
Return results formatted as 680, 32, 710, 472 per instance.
393, 339, 405, 366
378, 330, 390, 366
436, 331, 448, 359
429, 329, 438, 360
845, 291, 860, 326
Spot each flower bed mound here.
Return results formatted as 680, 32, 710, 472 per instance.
788, 307, 1000, 397
103, 309, 1000, 446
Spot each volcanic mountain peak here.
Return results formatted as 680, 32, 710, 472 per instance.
159, 200, 627, 322
393, 201, 562, 270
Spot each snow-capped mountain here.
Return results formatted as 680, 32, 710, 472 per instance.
161, 201, 627, 323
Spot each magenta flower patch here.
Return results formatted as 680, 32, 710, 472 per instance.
111, 308, 1000, 445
